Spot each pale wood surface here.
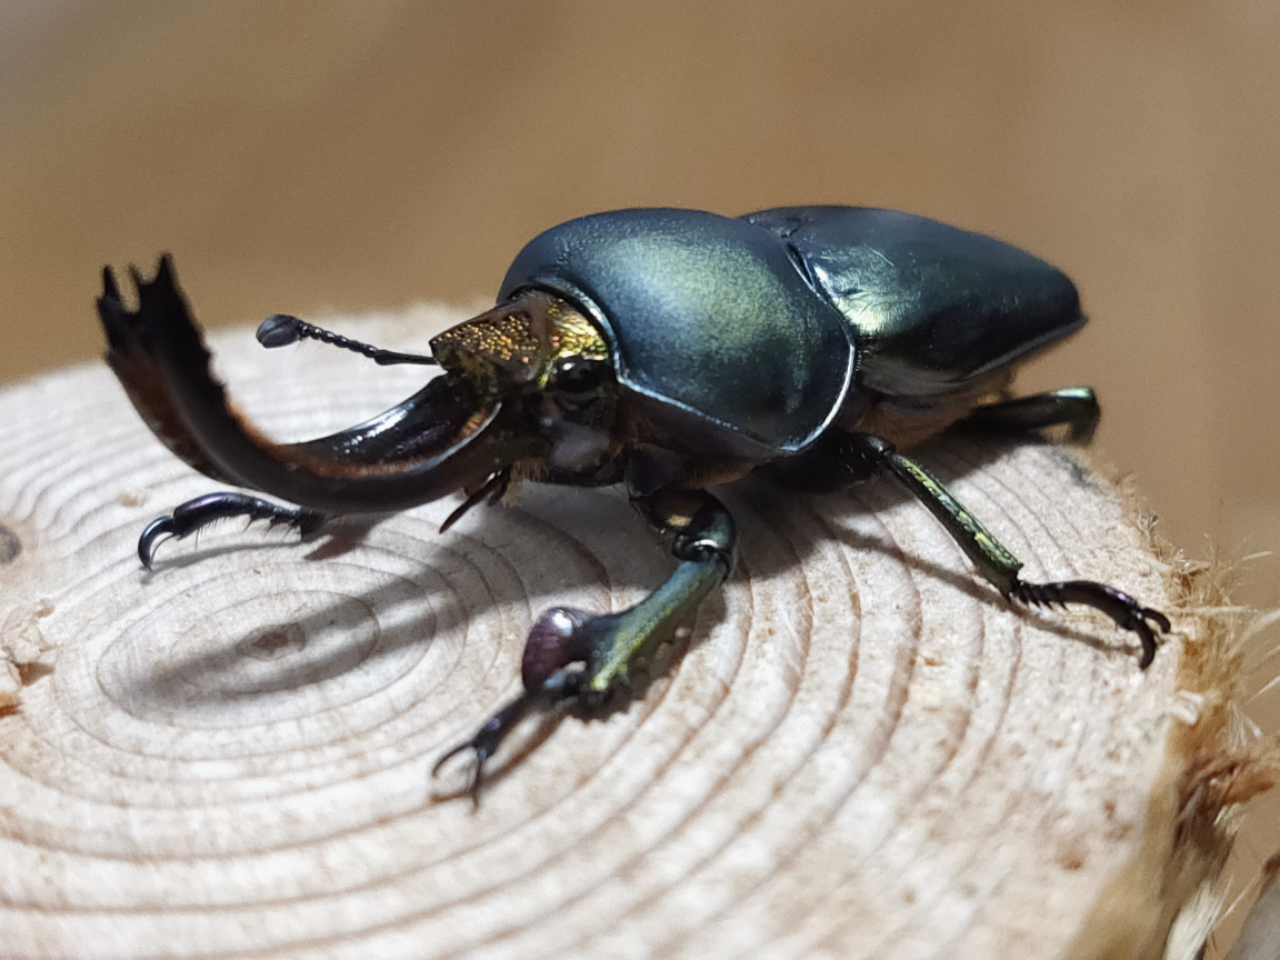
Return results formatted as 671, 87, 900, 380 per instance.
0, 310, 1200, 959
6, 9, 1280, 949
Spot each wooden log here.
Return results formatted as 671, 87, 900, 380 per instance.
0, 307, 1265, 959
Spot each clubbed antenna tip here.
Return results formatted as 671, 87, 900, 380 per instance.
256, 314, 305, 348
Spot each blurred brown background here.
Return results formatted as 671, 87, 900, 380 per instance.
2, 0, 1277, 946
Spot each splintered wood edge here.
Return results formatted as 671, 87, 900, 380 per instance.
0, 305, 1275, 960
1069, 470, 1280, 960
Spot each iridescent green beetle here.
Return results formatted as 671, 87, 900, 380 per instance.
97, 206, 1169, 801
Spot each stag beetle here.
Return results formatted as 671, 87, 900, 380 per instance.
97, 206, 1170, 801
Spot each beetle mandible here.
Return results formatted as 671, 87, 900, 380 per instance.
96, 206, 1170, 801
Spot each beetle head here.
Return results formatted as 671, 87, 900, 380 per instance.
97, 257, 624, 518
430, 290, 623, 485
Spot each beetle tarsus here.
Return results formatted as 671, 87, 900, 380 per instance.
1009, 579, 1171, 669
138, 516, 176, 569
433, 667, 582, 807
138, 492, 326, 567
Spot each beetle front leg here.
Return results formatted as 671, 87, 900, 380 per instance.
850, 434, 1170, 668
434, 487, 734, 803
571, 488, 735, 699
139, 492, 326, 568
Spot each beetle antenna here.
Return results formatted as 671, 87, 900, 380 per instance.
256, 314, 438, 366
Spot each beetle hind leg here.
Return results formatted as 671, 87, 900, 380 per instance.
139, 492, 326, 568
848, 432, 1170, 668
434, 487, 734, 803
964, 386, 1100, 442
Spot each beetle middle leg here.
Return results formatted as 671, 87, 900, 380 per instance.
138, 492, 326, 568
434, 486, 734, 803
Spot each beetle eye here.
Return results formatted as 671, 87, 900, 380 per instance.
552, 357, 610, 395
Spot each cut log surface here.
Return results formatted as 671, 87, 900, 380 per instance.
0, 308, 1220, 959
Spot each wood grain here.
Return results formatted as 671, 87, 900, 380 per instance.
0, 309, 1226, 959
